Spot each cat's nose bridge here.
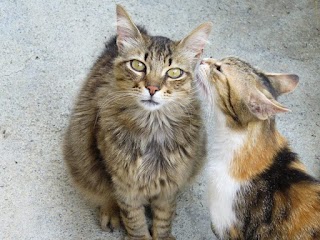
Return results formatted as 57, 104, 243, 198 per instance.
145, 71, 162, 96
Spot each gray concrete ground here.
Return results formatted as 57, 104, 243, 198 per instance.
1, 0, 319, 239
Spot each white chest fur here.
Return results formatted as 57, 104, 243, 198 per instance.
206, 106, 247, 237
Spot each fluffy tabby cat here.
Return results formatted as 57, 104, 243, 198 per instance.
63, 5, 212, 240
196, 57, 320, 240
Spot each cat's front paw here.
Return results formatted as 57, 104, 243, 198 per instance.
153, 234, 176, 240
124, 236, 152, 240
100, 202, 121, 232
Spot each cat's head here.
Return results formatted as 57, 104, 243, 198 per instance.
197, 57, 299, 127
113, 5, 212, 111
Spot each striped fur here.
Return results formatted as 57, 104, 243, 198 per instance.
197, 57, 320, 240
63, 5, 211, 240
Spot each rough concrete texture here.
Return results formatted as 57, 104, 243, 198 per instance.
1, 0, 319, 239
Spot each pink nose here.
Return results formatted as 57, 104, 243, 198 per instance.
146, 85, 159, 96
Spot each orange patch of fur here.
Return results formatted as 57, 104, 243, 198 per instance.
230, 122, 287, 181
289, 160, 307, 172
286, 183, 320, 239
229, 225, 242, 239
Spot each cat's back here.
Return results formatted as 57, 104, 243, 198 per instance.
237, 147, 320, 239
63, 36, 119, 188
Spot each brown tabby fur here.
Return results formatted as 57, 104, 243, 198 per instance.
197, 57, 320, 240
63, 5, 212, 240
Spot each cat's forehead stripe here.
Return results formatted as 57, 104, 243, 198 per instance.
148, 36, 173, 60
144, 53, 149, 61
223, 57, 278, 98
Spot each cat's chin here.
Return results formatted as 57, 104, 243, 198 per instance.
140, 100, 163, 111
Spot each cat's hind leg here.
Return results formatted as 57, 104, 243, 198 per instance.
99, 195, 121, 232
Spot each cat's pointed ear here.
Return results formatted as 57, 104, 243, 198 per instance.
116, 5, 143, 52
247, 89, 290, 120
178, 22, 213, 61
265, 73, 299, 95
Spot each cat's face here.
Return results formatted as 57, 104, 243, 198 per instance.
197, 57, 299, 126
114, 37, 196, 111
113, 6, 212, 111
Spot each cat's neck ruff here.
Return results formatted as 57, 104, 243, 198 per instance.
209, 94, 248, 166
207, 102, 248, 238
129, 107, 180, 143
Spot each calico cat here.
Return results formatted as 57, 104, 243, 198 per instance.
63, 5, 212, 240
196, 57, 320, 240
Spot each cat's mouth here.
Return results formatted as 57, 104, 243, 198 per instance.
200, 58, 226, 84
140, 97, 163, 111
141, 99, 159, 106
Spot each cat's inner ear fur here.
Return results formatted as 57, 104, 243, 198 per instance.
247, 88, 290, 120
116, 5, 143, 52
178, 22, 213, 61
266, 73, 299, 95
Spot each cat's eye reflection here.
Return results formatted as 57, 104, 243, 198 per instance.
130, 59, 146, 72
167, 68, 184, 79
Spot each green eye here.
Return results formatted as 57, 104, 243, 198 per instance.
130, 60, 146, 72
167, 68, 183, 79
